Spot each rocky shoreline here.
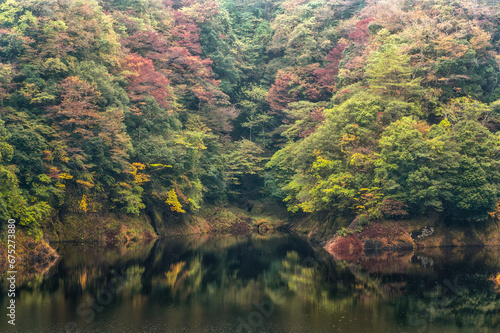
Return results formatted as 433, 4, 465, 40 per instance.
323, 216, 500, 262
0, 231, 59, 282
3, 207, 499, 278
0, 205, 288, 276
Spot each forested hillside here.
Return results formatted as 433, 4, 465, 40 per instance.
1, 0, 500, 237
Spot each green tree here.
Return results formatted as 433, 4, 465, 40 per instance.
0, 120, 51, 227
225, 139, 265, 188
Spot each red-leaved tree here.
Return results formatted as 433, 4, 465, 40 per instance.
123, 54, 173, 110
349, 18, 373, 45
313, 41, 349, 90
267, 64, 330, 116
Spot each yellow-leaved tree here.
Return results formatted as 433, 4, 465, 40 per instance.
166, 188, 186, 213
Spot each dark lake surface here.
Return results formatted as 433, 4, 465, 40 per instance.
1, 234, 499, 333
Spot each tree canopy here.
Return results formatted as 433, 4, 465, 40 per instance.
0, 0, 499, 234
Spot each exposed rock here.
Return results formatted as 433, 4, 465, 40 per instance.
0, 234, 59, 277
28, 241, 59, 273
411, 226, 435, 240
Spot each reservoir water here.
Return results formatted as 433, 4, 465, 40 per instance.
1, 234, 499, 333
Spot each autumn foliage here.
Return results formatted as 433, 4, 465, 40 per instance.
0, 0, 499, 233
123, 54, 173, 110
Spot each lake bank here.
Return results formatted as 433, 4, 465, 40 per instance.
0, 204, 288, 276
1, 233, 499, 333
2, 205, 500, 277
315, 215, 500, 261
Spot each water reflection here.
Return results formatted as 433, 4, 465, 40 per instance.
0, 234, 499, 333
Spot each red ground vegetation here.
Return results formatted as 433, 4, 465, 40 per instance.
325, 221, 416, 263
326, 234, 364, 262
360, 223, 415, 249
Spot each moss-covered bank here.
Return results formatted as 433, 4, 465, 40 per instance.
4, 201, 500, 277
144, 203, 289, 237
0, 202, 288, 276
45, 211, 157, 245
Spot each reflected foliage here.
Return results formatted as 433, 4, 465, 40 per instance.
1, 236, 499, 332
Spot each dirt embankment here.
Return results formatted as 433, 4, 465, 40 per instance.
325, 220, 416, 262
325, 215, 500, 262
0, 230, 59, 278
0, 211, 157, 276
1, 203, 289, 277
149, 204, 289, 237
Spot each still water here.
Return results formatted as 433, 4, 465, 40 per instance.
1, 234, 499, 333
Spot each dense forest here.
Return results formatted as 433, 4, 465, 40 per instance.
1, 0, 500, 238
